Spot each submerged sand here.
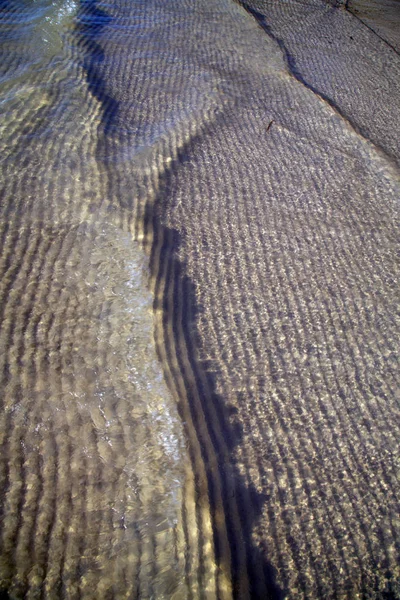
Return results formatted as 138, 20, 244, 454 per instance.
347, 0, 400, 52
0, 0, 399, 598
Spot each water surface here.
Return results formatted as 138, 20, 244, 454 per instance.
1, 1, 400, 599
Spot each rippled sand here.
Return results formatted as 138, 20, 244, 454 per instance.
1, 0, 400, 598
0, 2, 201, 598
347, 0, 400, 51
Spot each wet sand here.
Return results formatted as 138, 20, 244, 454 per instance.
1, 0, 400, 598
347, 0, 400, 52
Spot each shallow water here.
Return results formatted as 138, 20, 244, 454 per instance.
0, 2, 195, 598
347, 0, 400, 51
1, 0, 400, 599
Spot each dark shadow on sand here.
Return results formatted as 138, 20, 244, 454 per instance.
76, 1, 285, 597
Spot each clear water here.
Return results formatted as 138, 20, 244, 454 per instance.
1, 0, 400, 599
0, 2, 193, 598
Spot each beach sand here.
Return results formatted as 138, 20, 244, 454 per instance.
0, 0, 399, 598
